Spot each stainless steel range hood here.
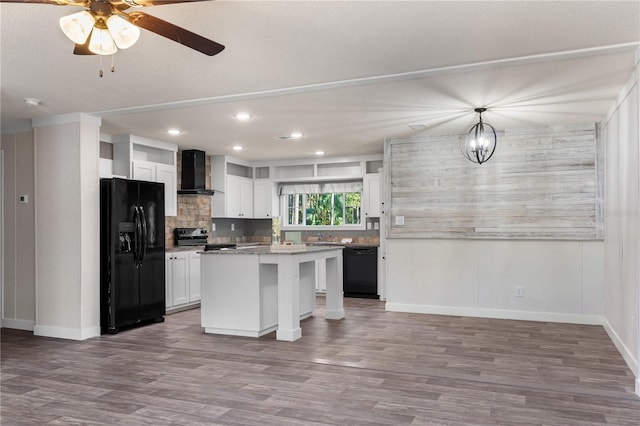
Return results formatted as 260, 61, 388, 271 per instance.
177, 150, 215, 196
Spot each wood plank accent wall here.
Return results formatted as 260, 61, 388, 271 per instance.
385, 124, 603, 240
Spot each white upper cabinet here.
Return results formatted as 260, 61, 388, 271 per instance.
112, 135, 178, 217
363, 173, 381, 217
253, 179, 279, 218
211, 155, 254, 218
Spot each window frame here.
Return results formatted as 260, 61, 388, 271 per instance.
280, 189, 365, 231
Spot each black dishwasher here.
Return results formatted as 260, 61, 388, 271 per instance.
343, 246, 378, 298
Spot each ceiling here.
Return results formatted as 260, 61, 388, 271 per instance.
1, 1, 639, 162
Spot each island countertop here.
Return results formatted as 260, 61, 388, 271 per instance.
199, 245, 343, 255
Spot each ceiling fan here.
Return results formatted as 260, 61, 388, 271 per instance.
0, 0, 225, 57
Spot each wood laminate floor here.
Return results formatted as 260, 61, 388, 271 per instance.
2, 297, 640, 425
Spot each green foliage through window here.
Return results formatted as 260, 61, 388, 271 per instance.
286, 192, 361, 226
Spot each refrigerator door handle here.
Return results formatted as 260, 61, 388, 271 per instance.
139, 205, 148, 265
133, 205, 142, 267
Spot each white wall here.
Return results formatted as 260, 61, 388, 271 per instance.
0, 131, 36, 330
32, 114, 101, 340
602, 63, 640, 392
386, 239, 603, 323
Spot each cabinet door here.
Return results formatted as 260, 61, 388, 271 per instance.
165, 254, 173, 309
239, 177, 254, 218
253, 179, 276, 218
132, 160, 156, 182
171, 254, 189, 306
156, 163, 177, 217
226, 175, 241, 217
188, 252, 201, 302
364, 173, 380, 217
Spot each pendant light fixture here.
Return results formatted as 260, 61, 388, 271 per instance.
461, 108, 497, 165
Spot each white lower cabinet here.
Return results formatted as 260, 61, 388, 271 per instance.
189, 251, 201, 302
166, 250, 201, 311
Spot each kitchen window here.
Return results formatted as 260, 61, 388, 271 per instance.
280, 181, 363, 229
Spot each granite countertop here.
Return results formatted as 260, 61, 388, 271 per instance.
167, 242, 270, 253
200, 245, 344, 255
304, 242, 380, 248
167, 245, 205, 253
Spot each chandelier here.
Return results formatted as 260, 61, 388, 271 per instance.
461, 108, 497, 165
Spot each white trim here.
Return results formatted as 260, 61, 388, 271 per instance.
605, 68, 639, 122
33, 325, 100, 341
111, 134, 178, 152
0, 150, 3, 328
1, 119, 33, 134
2, 319, 35, 331
602, 318, 639, 385
385, 303, 605, 325
32, 113, 101, 128
95, 42, 640, 117
252, 154, 383, 168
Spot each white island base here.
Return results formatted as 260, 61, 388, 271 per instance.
200, 246, 344, 341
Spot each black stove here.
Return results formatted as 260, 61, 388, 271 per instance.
175, 227, 208, 246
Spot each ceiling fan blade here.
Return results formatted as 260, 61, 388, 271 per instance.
0, 0, 87, 4
115, 0, 214, 6
126, 11, 224, 56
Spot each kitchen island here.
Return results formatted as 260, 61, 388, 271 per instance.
200, 245, 344, 341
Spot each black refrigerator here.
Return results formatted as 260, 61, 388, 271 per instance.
100, 178, 166, 334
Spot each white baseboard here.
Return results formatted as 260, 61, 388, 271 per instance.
33, 325, 100, 340
1, 318, 35, 331
385, 303, 605, 325
602, 319, 639, 390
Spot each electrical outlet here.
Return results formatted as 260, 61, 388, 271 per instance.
515, 286, 524, 297
231, 223, 235, 232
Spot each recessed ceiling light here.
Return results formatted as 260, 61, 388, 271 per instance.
315, 150, 325, 156
167, 128, 182, 135
235, 112, 252, 121
408, 124, 427, 130
24, 98, 41, 107
232, 145, 243, 151
290, 132, 303, 139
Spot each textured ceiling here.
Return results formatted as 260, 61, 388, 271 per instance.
1, 1, 639, 161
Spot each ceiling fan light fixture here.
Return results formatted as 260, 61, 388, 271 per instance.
59, 11, 95, 44
106, 14, 140, 49
88, 26, 118, 55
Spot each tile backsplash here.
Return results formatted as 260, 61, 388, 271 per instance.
165, 152, 212, 247
209, 217, 380, 246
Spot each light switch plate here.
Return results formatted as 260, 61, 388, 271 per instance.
395, 215, 404, 225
